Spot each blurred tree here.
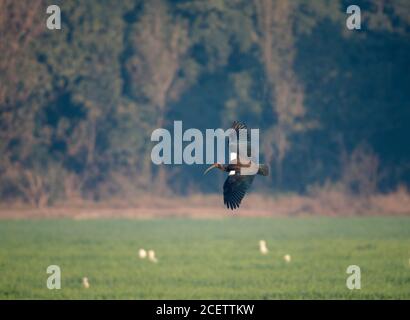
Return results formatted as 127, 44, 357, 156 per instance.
254, 0, 310, 187
0, 0, 409, 205
125, 0, 190, 193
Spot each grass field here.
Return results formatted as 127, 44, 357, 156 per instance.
0, 217, 409, 299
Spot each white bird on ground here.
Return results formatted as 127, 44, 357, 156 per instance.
148, 250, 158, 263
82, 277, 90, 289
283, 254, 291, 263
139, 248, 147, 259
259, 240, 268, 255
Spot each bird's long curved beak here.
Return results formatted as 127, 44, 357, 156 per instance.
203, 163, 218, 175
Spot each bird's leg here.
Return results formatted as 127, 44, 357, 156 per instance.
203, 163, 224, 175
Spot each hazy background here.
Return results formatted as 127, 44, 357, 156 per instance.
1, 0, 409, 215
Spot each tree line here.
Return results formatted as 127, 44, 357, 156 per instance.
0, 0, 409, 206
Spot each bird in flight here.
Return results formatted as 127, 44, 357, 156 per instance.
204, 121, 269, 210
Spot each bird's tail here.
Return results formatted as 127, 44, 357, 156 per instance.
258, 164, 269, 176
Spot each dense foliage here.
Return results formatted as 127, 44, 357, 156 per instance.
0, 0, 409, 205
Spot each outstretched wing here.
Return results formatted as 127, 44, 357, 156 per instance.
229, 121, 255, 164
223, 174, 255, 210
231, 121, 250, 143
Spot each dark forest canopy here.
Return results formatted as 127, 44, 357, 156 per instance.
0, 0, 409, 206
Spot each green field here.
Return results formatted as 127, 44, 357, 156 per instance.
0, 217, 409, 299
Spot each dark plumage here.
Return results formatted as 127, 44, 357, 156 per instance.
204, 121, 269, 210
